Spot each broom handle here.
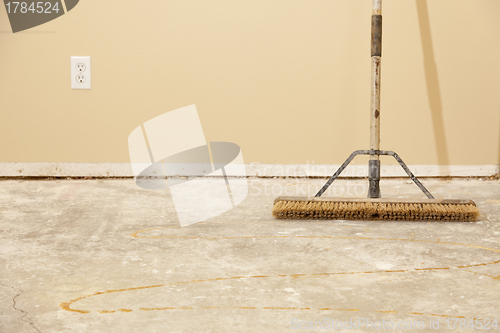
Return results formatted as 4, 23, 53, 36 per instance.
368, 0, 382, 198
371, 0, 381, 154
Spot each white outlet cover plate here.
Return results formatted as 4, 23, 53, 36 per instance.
71, 56, 91, 89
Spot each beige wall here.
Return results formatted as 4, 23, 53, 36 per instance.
0, 0, 499, 165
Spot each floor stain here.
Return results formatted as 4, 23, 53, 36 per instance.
60, 231, 500, 320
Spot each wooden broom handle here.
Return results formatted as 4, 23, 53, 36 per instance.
368, 0, 383, 198
370, 0, 382, 158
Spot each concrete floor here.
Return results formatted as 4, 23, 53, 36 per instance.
1, 177, 499, 332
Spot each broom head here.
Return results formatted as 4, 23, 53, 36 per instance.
273, 196, 479, 222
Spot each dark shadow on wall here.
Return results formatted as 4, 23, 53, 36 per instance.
416, 0, 449, 168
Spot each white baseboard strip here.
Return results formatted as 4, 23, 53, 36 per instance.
0, 163, 133, 178
246, 163, 499, 178
0, 163, 498, 178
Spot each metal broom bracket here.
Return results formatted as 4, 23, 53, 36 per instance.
314, 150, 435, 199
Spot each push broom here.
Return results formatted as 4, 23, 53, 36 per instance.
272, 0, 479, 222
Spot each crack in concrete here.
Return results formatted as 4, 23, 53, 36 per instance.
1, 284, 41, 333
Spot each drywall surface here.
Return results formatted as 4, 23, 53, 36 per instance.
0, 0, 499, 165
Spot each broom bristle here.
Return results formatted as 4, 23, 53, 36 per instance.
272, 197, 479, 222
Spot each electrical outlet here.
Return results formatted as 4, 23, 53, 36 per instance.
76, 74, 86, 83
71, 56, 91, 89
76, 63, 86, 72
